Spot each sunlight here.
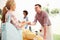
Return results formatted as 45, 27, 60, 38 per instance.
0, 0, 60, 34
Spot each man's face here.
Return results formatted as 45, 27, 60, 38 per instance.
35, 6, 41, 13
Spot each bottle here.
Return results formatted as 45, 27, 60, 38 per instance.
35, 31, 38, 35
29, 26, 32, 31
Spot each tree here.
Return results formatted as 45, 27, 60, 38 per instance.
43, 7, 49, 14
51, 8, 59, 14
0, 9, 2, 14
0, 9, 2, 19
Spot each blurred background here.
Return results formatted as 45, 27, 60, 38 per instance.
0, 0, 60, 40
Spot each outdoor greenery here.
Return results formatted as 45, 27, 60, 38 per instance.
43, 7, 60, 15
0, 9, 2, 19
53, 34, 60, 40
51, 8, 59, 14
43, 7, 49, 14
0, 9, 2, 14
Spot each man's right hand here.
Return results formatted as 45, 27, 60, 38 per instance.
27, 22, 31, 25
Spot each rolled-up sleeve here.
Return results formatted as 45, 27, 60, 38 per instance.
33, 15, 37, 24
43, 13, 48, 26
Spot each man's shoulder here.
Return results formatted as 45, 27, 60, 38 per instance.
41, 10, 48, 16
41, 10, 47, 14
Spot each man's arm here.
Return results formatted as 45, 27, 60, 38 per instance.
28, 15, 37, 26
30, 22, 36, 26
43, 12, 48, 40
43, 25, 47, 40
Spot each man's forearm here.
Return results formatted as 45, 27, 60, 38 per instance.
44, 26, 47, 39
31, 22, 36, 26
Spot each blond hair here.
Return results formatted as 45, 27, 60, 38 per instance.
2, 0, 15, 23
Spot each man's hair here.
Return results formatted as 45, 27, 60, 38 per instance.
35, 4, 41, 8
23, 10, 28, 15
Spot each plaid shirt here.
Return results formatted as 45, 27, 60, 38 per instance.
34, 11, 51, 27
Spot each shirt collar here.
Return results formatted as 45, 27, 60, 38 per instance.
37, 11, 42, 15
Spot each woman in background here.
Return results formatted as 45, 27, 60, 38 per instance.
1, 0, 27, 40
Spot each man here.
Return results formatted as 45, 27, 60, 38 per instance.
29, 4, 52, 40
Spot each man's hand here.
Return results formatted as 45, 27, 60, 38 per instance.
44, 38, 46, 40
44, 36, 46, 40
27, 22, 31, 25
22, 21, 25, 23
28, 22, 36, 26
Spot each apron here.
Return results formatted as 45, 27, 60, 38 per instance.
1, 13, 23, 40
